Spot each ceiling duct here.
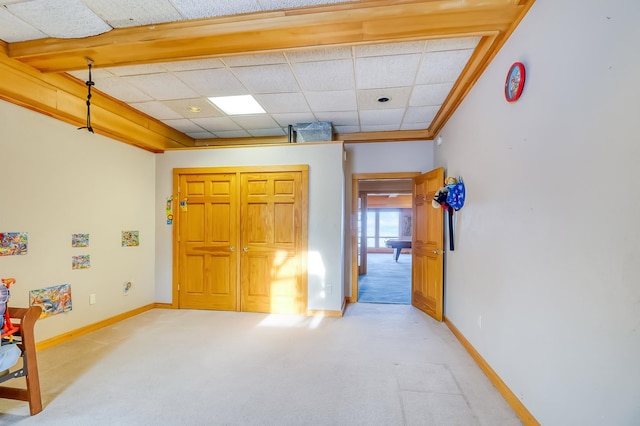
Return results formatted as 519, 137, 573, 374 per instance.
289, 122, 334, 143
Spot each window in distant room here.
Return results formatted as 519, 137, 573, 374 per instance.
366, 209, 400, 248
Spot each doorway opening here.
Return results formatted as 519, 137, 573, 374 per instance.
352, 173, 420, 305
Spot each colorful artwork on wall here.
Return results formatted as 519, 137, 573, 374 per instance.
72, 233, 89, 247
121, 230, 139, 247
29, 284, 72, 318
72, 255, 90, 269
0, 232, 28, 256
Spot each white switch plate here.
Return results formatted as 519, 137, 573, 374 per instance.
90, 294, 96, 305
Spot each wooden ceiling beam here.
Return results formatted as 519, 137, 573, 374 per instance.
0, 49, 195, 152
0, 0, 535, 150
8, 0, 527, 73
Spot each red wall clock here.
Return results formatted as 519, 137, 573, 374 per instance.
505, 62, 526, 102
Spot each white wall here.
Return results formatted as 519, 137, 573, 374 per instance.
155, 142, 345, 312
0, 100, 156, 342
346, 141, 433, 174
343, 141, 434, 296
435, 1, 640, 424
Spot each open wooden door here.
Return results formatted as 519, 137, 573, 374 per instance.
412, 167, 444, 321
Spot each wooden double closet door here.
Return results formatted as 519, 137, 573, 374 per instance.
173, 166, 308, 314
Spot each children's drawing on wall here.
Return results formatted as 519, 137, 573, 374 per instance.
72, 233, 89, 247
29, 284, 72, 318
121, 231, 139, 247
0, 232, 28, 256
72, 255, 90, 269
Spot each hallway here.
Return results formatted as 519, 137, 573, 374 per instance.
359, 253, 412, 304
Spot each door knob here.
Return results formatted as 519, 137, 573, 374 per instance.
243, 247, 249, 252
229, 246, 235, 252
432, 249, 444, 255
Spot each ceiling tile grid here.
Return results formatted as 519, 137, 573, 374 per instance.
80, 39, 479, 139
355, 54, 422, 90
232, 64, 300, 93
81, 0, 183, 28
304, 90, 357, 112
0, 7, 46, 42
5, 0, 111, 39
0, 0, 356, 41
0, 1, 483, 141
174, 68, 249, 97
292, 59, 356, 91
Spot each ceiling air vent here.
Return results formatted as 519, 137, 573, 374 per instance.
289, 122, 334, 143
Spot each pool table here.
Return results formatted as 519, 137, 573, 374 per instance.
385, 239, 412, 262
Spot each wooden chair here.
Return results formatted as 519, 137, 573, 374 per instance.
0, 306, 43, 415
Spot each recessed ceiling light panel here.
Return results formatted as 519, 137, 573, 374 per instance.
208, 95, 266, 115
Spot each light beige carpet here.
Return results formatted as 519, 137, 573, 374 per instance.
0, 303, 521, 425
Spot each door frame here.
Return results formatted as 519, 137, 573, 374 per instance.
349, 172, 421, 303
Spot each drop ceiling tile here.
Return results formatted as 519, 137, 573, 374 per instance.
82, 0, 182, 28
223, 53, 287, 67
191, 117, 242, 133
357, 87, 411, 110
248, 128, 287, 137
170, 0, 261, 19
271, 113, 317, 127
314, 111, 359, 126
305, 90, 357, 112
404, 106, 439, 123
95, 77, 154, 103
232, 64, 300, 93
354, 41, 426, 57
161, 119, 206, 133
286, 47, 352, 63
7, 0, 111, 39
214, 130, 252, 138
162, 58, 226, 72
361, 124, 400, 132
259, 0, 352, 10
359, 108, 405, 126
356, 54, 421, 89
400, 122, 429, 131
410, 83, 454, 106
0, 7, 46, 42
188, 132, 216, 139
67, 68, 116, 81
415, 50, 474, 84
293, 60, 355, 91
230, 114, 280, 130
124, 74, 199, 100
176, 68, 248, 97
162, 98, 224, 119
254, 93, 310, 113
426, 36, 481, 52
130, 101, 183, 120
107, 64, 169, 76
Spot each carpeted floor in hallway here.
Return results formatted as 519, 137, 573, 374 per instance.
359, 252, 411, 304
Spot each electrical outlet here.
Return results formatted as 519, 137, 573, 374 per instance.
477, 315, 482, 329
90, 293, 96, 305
